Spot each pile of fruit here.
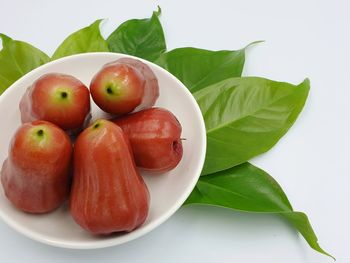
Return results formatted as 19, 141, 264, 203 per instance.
0, 58, 183, 234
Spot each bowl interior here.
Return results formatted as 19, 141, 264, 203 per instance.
0, 53, 206, 249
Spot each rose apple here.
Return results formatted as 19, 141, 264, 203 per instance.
70, 119, 149, 234
113, 108, 183, 173
90, 58, 159, 115
116, 58, 159, 112
1, 121, 72, 213
20, 73, 90, 134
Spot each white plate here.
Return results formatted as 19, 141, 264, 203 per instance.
0, 53, 206, 249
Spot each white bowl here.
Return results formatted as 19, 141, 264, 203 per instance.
0, 53, 206, 249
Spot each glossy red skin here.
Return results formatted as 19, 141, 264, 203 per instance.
90, 63, 145, 115
115, 58, 159, 112
70, 119, 149, 234
0, 121, 72, 213
113, 108, 183, 173
20, 73, 91, 133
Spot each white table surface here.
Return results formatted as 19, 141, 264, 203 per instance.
0, 0, 348, 262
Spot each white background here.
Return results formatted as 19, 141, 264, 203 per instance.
0, 0, 348, 262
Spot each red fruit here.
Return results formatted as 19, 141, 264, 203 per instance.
113, 108, 183, 173
116, 58, 159, 112
70, 119, 149, 234
1, 121, 72, 213
20, 73, 90, 133
90, 58, 159, 115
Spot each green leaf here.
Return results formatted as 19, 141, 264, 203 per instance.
155, 47, 245, 93
0, 34, 50, 95
107, 6, 166, 62
194, 77, 310, 175
184, 163, 334, 259
52, 20, 109, 60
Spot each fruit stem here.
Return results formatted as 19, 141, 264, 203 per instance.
37, 129, 44, 136
106, 86, 113, 94
61, 91, 68, 98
